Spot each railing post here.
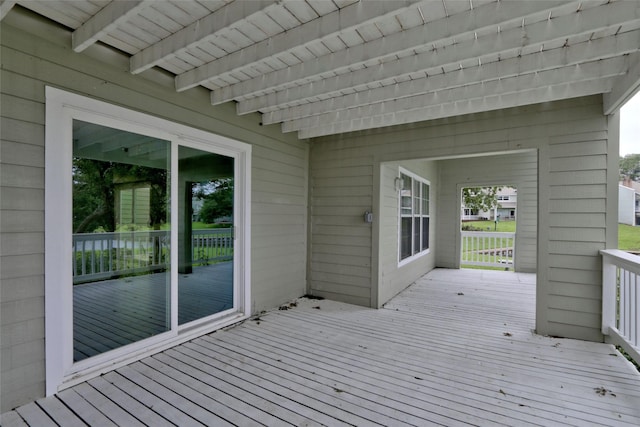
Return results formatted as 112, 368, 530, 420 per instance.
601, 252, 617, 336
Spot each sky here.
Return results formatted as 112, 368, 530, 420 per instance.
620, 93, 640, 156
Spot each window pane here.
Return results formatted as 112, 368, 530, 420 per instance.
400, 217, 412, 260
401, 174, 412, 191
413, 217, 420, 254
400, 173, 412, 214
178, 146, 234, 325
422, 217, 430, 250
422, 183, 429, 213
72, 120, 170, 362
413, 180, 420, 215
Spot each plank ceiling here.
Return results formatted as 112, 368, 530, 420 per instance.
4, 0, 640, 139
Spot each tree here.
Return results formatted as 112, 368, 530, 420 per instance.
72, 158, 116, 233
198, 178, 233, 224
462, 187, 502, 214
620, 153, 640, 181
72, 158, 168, 233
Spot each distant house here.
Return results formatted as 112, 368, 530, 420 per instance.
461, 187, 517, 221
619, 178, 640, 226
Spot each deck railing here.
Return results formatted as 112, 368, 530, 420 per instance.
461, 231, 515, 268
73, 228, 233, 284
191, 228, 234, 265
601, 249, 640, 366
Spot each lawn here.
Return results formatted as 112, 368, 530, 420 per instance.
461, 220, 516, 233
460, 222, 640, 271
192, 221, 224, 229
619, 224, 640, 252
462, 221, 639, 252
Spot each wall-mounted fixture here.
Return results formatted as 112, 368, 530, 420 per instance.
394, 177, 403, 192
364, 211, 373, 223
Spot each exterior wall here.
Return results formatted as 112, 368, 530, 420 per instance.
438, 152, 538, 272
310, 95, 618, 344
0, 11, 308, 412
618, 185, 636, 226
307, 148, 374, 306
378, 160, 438, 307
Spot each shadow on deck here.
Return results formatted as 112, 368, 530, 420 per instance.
3, 268, 640, 426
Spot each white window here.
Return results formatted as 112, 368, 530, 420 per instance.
45, 87, 251, 394
398, 169, 430, 264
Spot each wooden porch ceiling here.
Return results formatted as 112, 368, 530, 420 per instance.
4, 0, 640, 139
3, 269, 640, 425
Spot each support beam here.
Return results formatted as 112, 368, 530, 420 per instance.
284, 58, 625, 133
260, 31, 640, 125
72, 1, 150, 52
215, 0, 570, 106
603, 51, 640, 115
176, 0, 420, 92
0, 0, 16, 21
226, 0, 640, 113
298, 78, 615, 139
130, 0, 279, 74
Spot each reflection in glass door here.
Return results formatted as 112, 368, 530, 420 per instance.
72, 120, 171, 362
178, 146, 234, 325
71, 120, 237, 362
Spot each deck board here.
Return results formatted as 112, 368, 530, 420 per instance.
73, 262, 232, 360
70, 383, 146, 427
56, 389, 118, 427
3, 269, 640, 426
33, 397, 86, 427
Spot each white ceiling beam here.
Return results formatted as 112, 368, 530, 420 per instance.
130, 0, 279, 75
603, 51, 640, 115
262, 31, 640, 125
0, 0, 16, 21
215, 0, 570, 106
234, 0, 640, 114
72, 1, 151, 52
283, 57, 626, 133
298, 78, 616, 139
175, 0, 421, 92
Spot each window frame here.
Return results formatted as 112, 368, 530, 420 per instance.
45, 87, 252, 395
397, 167, 430, 266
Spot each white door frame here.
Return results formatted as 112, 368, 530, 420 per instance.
45, 87, 252, 394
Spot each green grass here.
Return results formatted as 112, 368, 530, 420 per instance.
459, 221, 639, 271
192, 222, 234, 230
192, 222, 219, 229
461, 220, 516, 233
618, 224, 640, 252
462, 222, 638, 250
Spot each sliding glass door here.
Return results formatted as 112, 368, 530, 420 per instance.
177, 146, 234, 325
46, 87, 251, 394
71, 122, 236, 361
72, 120, 171, 361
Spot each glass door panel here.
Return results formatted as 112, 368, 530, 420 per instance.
177, 146, 234, 325
72, 120, 171, 362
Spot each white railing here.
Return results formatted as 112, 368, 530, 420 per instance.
191, 228, 234, 265
73, 228, 233, 283
601, 249, 640, 366
461, 231, 515, 268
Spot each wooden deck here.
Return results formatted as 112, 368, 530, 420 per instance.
3, 268, 640, 426
73, 262, 233, 361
